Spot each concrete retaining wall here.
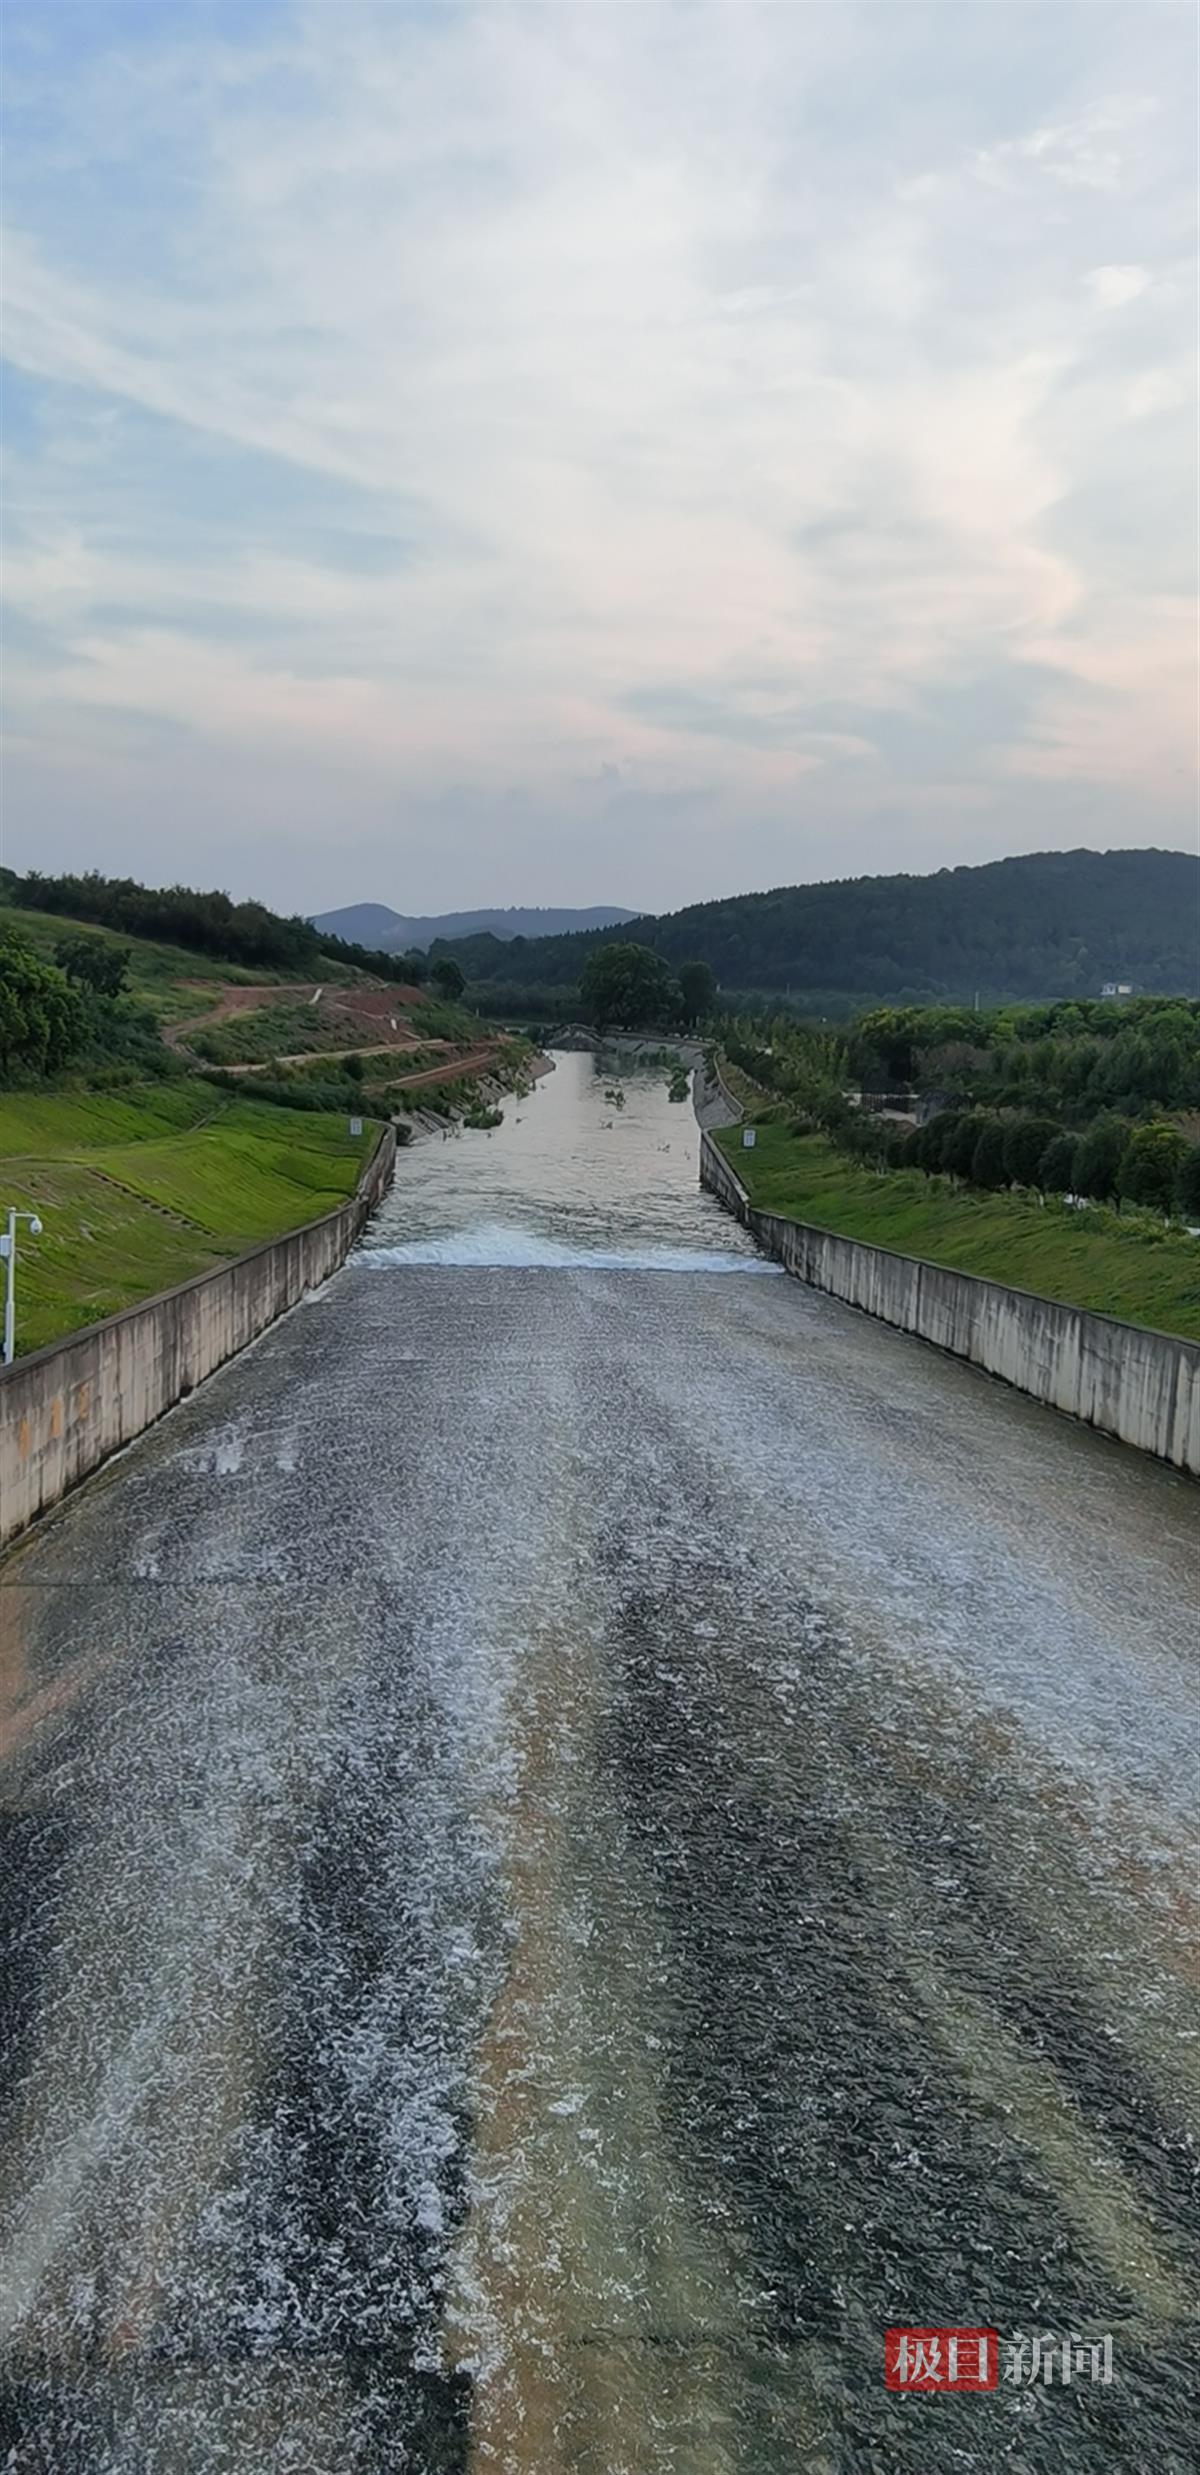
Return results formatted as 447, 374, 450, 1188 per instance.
1, 1125, 396, 1548
701, 1130, 1200, 1475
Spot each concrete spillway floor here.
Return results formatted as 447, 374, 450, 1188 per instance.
1, 1073, 1197, 2472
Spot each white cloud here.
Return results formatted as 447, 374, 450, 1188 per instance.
1087, 264, 1151, 308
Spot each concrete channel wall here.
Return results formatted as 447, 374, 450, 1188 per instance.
701, 1130, 1200, 1475
0, 1125, 397, 1549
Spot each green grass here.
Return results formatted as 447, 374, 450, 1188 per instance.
1, 904, 365, 1028
1, 1085, 376, 1354
717, 1126, 1200, 1341
189, 1000, 351, 1064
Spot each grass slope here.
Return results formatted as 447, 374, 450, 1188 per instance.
1, 903, 360, 1027
717, 1126, 1200, 1341
2, 1088, 375, 1354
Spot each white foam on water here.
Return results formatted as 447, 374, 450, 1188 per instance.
354, 1220, 780, 1275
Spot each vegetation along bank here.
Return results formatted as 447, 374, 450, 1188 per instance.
715, 997, 1200, 1342
0, 871, 535, 1355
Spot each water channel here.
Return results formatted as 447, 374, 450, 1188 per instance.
1, 1052, 1196, 2471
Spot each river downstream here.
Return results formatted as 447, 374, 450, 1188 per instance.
1, 1053, 1196, 2470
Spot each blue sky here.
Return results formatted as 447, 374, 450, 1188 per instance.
2, 1, 1195, 915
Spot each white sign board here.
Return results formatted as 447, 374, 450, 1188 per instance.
349, 1116, 363, 1137
742, 1126, 756, 1149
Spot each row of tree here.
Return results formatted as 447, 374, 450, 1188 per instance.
852, 997, 1200, 1121
841, 1105, 1200, 1220
0, 866, 413, 984
722, 1008, 1200, 1221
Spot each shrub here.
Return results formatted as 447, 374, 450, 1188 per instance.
55, 932, 132, 997
843, 1111, 891, 1168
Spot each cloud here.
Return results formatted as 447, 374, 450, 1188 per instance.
1087, 264, 1151, 308
1, 0, 1195, 909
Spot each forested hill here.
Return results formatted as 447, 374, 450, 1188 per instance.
435, 849, 1198, 1002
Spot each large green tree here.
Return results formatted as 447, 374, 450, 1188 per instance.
678, 959, 717, 1025
970, 1118, 1009, 1189
55, 932, 131, 998
1073, 1114, 1129, 1205
430, 956, 466, 1000
580, 942, 678, 1031
0, 926, 87, 1078
1002, 1116, 1061, 1191
1039, 1132, 1078, 1195
1117, 1123, 1190, 1216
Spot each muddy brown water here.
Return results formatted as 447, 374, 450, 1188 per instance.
1, 1054, 1196, 2470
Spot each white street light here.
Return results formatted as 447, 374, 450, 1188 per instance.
1, 1209, 44, 1366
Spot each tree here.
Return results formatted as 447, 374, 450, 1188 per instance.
1176, 1144, 1200, 1221
398, 948, 428, 986
580, 941, 678, 1031
925, 1111, 967, 1173
430, 957, 465, 1001
942, 1112, 989, 1180
54, 932, 131, 998
1117, 1122, 1189, 1216
971, 1118, 1009, 1189
343, 1052, 365, 1083
1002, 1115, 1061, 1191
678, 959, 717, 1025
1073, 1114, 1129, 1205
1039, 1132, 1078, 1195
884, 1122, 918, 1170
0, 926, 87, 1077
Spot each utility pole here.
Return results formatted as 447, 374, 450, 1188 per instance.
1, 1208, 44, 1366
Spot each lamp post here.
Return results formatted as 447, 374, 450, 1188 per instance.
1, 1209, 44, 1366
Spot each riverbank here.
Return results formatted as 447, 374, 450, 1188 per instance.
392, 1050, 552, 1142
0, 1085, 376, 1355
716, 1123, 1200, 1342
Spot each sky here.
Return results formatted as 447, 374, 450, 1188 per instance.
2, 1, 1196, 919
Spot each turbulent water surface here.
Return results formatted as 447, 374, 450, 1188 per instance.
1, 1052, 1197, 2472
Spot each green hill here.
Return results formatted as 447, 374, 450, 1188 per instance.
436, 848, 1198, 1006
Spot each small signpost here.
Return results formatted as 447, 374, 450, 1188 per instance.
742, 1127, 756, 1149
349, 1116, 363, 1137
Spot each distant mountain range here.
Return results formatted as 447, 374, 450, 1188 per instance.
428, 849, 1200, 1004
310, 902, 636, 951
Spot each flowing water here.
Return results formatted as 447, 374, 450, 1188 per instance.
367, 1046, 768, 1269
1, 1054, 1197, 2472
